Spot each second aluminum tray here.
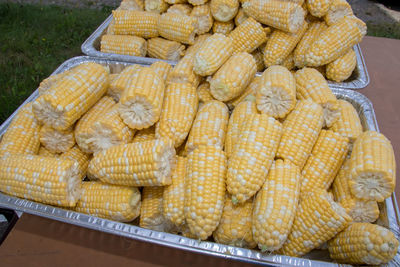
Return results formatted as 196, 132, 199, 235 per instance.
81, 14, 370, 90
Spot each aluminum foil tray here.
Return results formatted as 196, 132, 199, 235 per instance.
81, 14, 370, 90
0, 56, 396, 266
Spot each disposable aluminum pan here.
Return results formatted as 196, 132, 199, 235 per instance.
0, 56, 397, 266
81, 15, 370, 90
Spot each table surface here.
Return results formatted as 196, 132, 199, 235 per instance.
1, 36, 400, 267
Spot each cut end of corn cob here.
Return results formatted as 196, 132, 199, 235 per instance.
39, 125, 75, 153
348, 201, 380, 223
119, 95, 159, 129
210, 0, 239, 22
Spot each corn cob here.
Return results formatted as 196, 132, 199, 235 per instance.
197, 82, 215, 103
278, 189, 352, 257
60, 145, 90, 179
224, 101, 257, 158
88, 138, 175, 186
281, 52, 295, 70
276, 100, 324, 168
38, 146, 58, 157
0, 103, 40, 157
118, 0, 145, 10
186, 100, 229, 153
100, 34, 147, 57
163, 156, 187, 226
184, 33, 211, 56
305, 16, 366, 66
332, 159, 380, 223
234, 8, 248, 25
242, 0, 306, 33
165, 0, 187, 4
185, 145, 226, 240
75, 96, 116, 153
158, 13, 198, 45
251, 49, 265, 72
228, 17, 267, 54
256, 65, 297, 119
193, 33, 233, 76
227, 113, 282, 203
301, 130, 348, 193
294, 21, 328, 68
38, 68, 73, 95
188, 0, 208, 5
253, 159, 301, 251
295, 67, 340, 127
75, 182, 141, 222
167, 3, 192, 14
133, 126, 155, 143
0, 154, 82, 207
167, 53, 201, 87
330, 99, 362, 143
326, 48, 357, 82
213, 197, 256, 248
348, 131, 396, 202
107, 18, 116, 34
108, 65, 142, 101
263, 22, 308, 67
227, 75, 260, 108
145, 0, 169, 13
156, 83, 198, 147
33, 63, 109, 131
328, 223, 399, 265
39, 125, 75, 153
212, 20, 234, 34
210, 52, 257, 101
306, 0, 330, 17
324, 0, 353, 26
150, 61, 172, 82
147, 37, 185, 61
190, 4, 214, 34
112, 10, 159, 38
210, 0, 239, 22
118, 67, 165, 130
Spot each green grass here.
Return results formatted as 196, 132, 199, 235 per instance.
367, 22, 400, 39
0, 3, 112, 124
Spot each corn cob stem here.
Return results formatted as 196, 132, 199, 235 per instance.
210, 0, 239, 22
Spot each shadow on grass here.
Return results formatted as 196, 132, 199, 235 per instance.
0, 3, 111, 123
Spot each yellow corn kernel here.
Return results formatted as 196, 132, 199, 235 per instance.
75, 96, 116, 153
167, 53, 201, 87
75, 181, 141, 222
39, 125, 75, 153
242, 0, 305, 33
276, 100, 324, 168
197, 82, 215, 103
224, 101, 257, 158
60, 145, 90, 179
186, 100, 229, 153
188, 0, 208, 6
294, 21, 328, 68
145, 0, 169, 13
112, 10, 159, 38
278, 189, 352, 257
326, 48, 357, 82
330, 99, 363, 143
212, 20, 234, 34
118, 67, 165, 130
295, 67, 340, 127
210, 0, 239, 22
147, 37, 185, 61
227, 75, 260, 108
165, 0, 188, 5
194, 33, 233, 76
190, 4, 214, 34
210, 52, 257, 101
38, 68, 73, 95
253, 159, 301, 251
263, 22, 308, 67
301, 130, 348, 193
185, 34, 211, 56
251, 49, 265, 72
234, 8, 248, 25
149, 62, 172, 84
305, 16, 366, 66
167, 3, 192, 15
108, 65, 142, 101
38, 146, 58, 157
0, 154, 82, 207
256, 65, 297, 119
132, 125, 156, 142
328, 223, 399, 265
332, 159, 380, 223
324, 0, 353, 26
348, 131, 396, 202
156, 83, 198, 147
281, 52, 295, 70
163, 156, 187, 226
33, 63, 109, 131
185, 145, 226, 240
118, 0, 145, 10
307, 0, 330, 17
227, 114, 282, 203
228, 17, 267, 54
100, 34, 147, 57
213, 196, 256, 248
0, 103, 40, 157
88, 138, 175, 186
158, 13, 198, 45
